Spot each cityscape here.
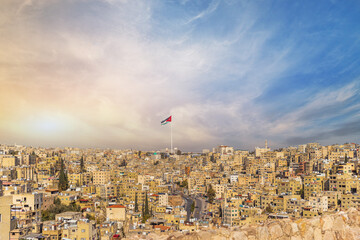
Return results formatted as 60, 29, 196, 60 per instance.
1, 0, 360, 239
0, 141, 360, 239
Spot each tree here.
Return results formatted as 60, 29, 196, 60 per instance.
191, 202, 195, 213
86, 213, 95, 221
54, 197, 61, 205
41, 200, 80, 221
120, 226, 126, 238
65, 172, 69, 187
337, 199, 342, 207
58, 158, 69, 191
120, 159, 127, 167
219, 164, 224, 172
219, 205, 222, 218
141, 202, 145, 223
9, 150, 17, 155
207, 185, 216, 203
299, 186, 305, 199
345, 154, 349, 163
142, 192, 151, 223
134, 193, 139, 212
265, 205, 273, 214
80, 156, 85, 173
144, 191, 149, 216
180, 179, 188, 188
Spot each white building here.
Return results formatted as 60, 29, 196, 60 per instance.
230, 175, 239, 184
213, 146, 234, 155
309, 195, 328, 213
255, 140, 270, 157
158, 193, 168, 206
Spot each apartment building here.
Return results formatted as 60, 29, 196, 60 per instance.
93, 171, 111, 185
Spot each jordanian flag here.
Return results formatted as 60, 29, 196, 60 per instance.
161, 116, 172, 125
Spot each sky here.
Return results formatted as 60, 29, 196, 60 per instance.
1, 0, 360, 151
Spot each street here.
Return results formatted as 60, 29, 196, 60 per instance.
182, 195, 194, 221
182, 194, 207, 221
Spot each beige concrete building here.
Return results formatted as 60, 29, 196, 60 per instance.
62, 219, 98, 240
0, 155, 19, 168
106, 205, 126, 221
0, 196, 17, 240
214, 184, 225, 199
223, 207, 239, 226
158, 193, 168, 206
93, 171, 110, 185
12, 192, 43, 222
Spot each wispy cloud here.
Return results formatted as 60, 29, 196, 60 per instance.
0, 0, 359, 150
185, 0, 220, 24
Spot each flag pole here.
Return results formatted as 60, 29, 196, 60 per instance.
170, 118, 173, 155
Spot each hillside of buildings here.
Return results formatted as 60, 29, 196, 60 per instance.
0, 142, 360, 239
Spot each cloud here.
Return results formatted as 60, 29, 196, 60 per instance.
0, 0, 359, 151
185, 0, 220, 24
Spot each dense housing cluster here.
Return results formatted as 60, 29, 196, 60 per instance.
0, 141, 359, 239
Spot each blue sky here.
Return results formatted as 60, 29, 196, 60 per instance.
0, 0, 360, 151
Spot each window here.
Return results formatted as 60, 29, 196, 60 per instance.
82, 229, 85, 232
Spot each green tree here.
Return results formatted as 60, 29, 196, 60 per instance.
265, 205, 273, 214
54, 197, 61, 205
86, 213, 95, 221
120, 159, 127, 167
65, 172, 69, 187
80, 156, 85, 173
345, 154, 349, 163
144, 191, 149, 216
134, 192, 139, 212
142, 192, 151, 223
120, 226, 126, 238
180, 179, 188, 188
207, 185, 216, 203
299, 186, 305, 199
191, 202, 195, 213
219, 163, 224, 172
58, 158, 69, 191
219, 205, 222, 218
141, 202, 145, 223
41, 200, 81, 221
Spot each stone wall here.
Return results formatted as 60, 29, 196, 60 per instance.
123, 208, 360, 240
